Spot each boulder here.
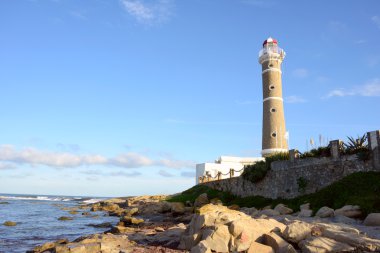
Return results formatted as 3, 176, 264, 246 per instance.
299, 236, 354, 253
228, 204, 240, 210
179, 204, 286, 251
194, 193, 209, 208
125, 207, 139, 216
171, 202, 186, 215
210, 198, 223, 206
274, 204, 293, 215
120, 216, 144, 225
282, 220, 312, 243
257, 209, 281, 217
3, 221, 17, 226
0, 201, 10, 204
239, 207, 258, 216
334, 205, 362, 218
300, 203, 310, 210
263, 232, 297, 253
248, 241, 274, 253
203, 224, 230, 252
190, 240, 211, 253
363, 213, 380, 226
315, 206, 334, 218
298, 209, 313, 217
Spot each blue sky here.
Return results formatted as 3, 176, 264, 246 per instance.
0, 0, 379, 197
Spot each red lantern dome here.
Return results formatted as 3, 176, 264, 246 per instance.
263, 37, 278, 47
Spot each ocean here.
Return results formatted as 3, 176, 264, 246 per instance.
0, 193, 119, 253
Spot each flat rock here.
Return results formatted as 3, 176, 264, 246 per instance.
299, 236, 355, 253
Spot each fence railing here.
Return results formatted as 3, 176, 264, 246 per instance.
198, 167, 244, 184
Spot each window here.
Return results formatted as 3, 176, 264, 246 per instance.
269, 85, 275, 90
268, 63, 274, 68
270, 108, 276, 113
271, 132, 277, 138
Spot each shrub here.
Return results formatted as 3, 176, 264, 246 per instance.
242, 152, 289, 183
343, 134, 370, 161
297, 177, 308, 193
300, 146, 330, 159
242, 161, 269, 183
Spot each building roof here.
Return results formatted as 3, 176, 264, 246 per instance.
263, 37, 278, 47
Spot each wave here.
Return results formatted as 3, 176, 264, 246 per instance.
0, 195, 75, 202
0, 194, 105, 203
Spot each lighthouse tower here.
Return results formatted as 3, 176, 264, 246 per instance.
259, 37, 288, 157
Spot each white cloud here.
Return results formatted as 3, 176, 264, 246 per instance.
158, 169, 174, 177
292, 68, 309, 78
325, 79, 380, 98
0, 145, 194, 170
372, 16, 380, 29
285, 96, 307, 104
0, 163, 17, 170
181, 171, 195, 178
120, 0, 173, 25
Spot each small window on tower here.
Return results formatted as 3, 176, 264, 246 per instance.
269, 85, 275, 90
270, 108, 276, 113
268, 63, 274, 68
271, 132, 277, 138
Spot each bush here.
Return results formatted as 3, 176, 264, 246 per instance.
242, 152, 289, 183
242, 161, 269, 183
300, 146, 330, 159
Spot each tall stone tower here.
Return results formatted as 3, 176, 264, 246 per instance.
259, 37, 288, 157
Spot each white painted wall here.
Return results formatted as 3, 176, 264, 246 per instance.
195, 156, 264, 184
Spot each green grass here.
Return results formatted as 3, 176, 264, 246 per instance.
167, 172, 380, 217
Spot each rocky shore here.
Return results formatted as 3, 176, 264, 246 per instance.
27, 194, 380, 253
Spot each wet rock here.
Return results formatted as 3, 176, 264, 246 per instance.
69, 210, 78, 215
315, 206, 334, 218
274, 204, 293, 215
58, 216, 73, 221
155, 226, 165, 232
363, 213, 380, 226
194, 193, 209, 208
120, 216, 144, 225
334, 205, 362, 218
3, 221, 17, 226
227, 204, 240, 210
87, 222, 113, 228
0, 201, 9, 204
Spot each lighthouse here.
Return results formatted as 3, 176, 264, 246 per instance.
259, 37, 288, 157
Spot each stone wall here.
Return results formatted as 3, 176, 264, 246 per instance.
204, 130, 380, 199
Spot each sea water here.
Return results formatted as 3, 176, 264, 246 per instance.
0, 193, 119, 253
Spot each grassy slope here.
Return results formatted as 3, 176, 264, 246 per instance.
168, 172, 380, 217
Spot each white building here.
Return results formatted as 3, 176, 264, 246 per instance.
195, 156, 264, 184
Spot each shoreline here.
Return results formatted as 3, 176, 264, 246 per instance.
27, 194, 380, 253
